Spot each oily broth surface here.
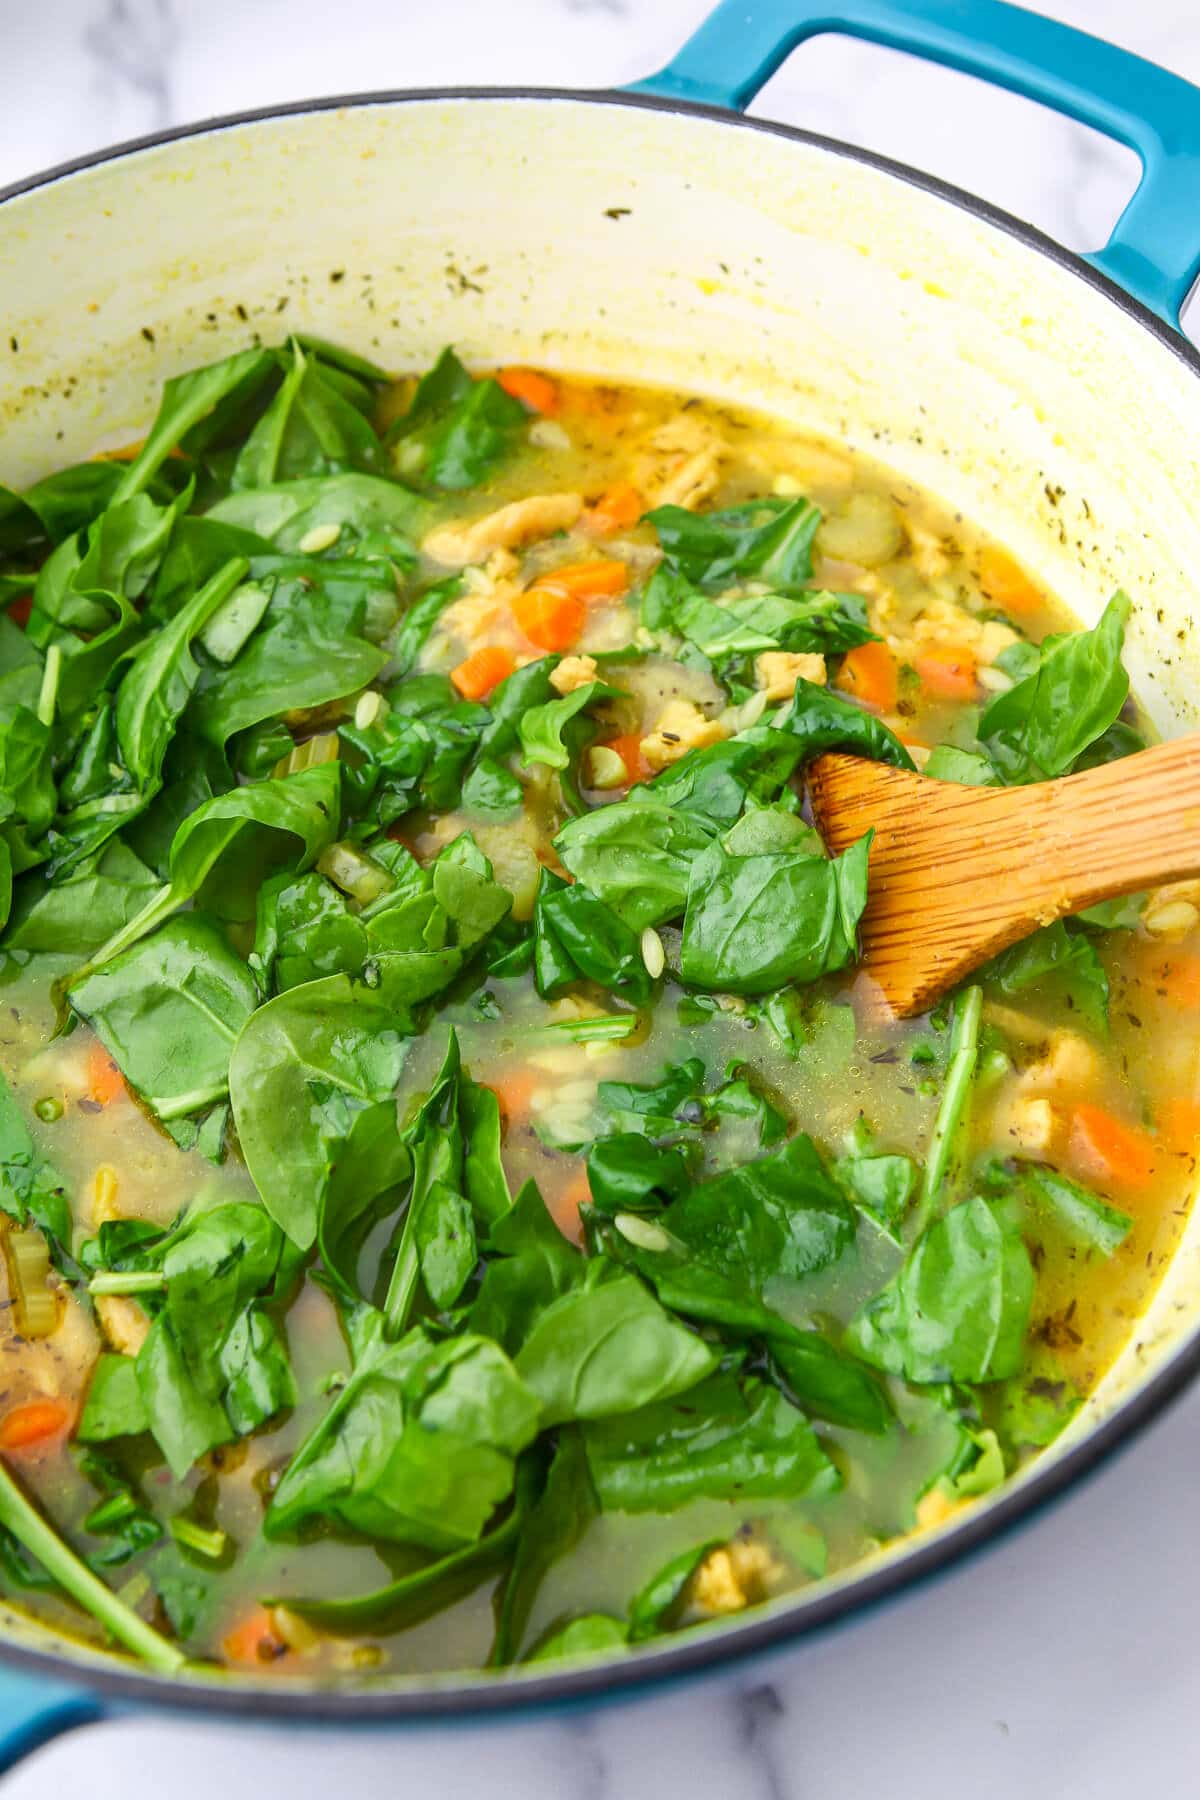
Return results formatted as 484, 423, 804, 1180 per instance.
0, 371, 1192, 1677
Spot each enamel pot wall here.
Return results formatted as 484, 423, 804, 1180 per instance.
2, 0, 1200, 1768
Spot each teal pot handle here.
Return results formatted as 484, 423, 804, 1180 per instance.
630, 0, 1200, 330
0, 1664, 104, 1771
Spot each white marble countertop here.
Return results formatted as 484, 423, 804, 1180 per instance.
4, 2, 1200, 1795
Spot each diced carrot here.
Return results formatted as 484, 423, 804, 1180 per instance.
0, 1398, 72, 1453
6, 594, 32, 629
512, 586, 585, 652
497, 367, 560, 415
836, 641, 898, 711
222, 1607, 288, 1668
601, 733, 646, 786
914, 650, 978, 700
485, 1068, 543, 1128
531, 560, 629, 603
1157, 1097, 1200, 1154
1069, 1101, 1157, 1190
978, 546, 1044, 617
86, 1041, 127, 1107
547, 1168, 591, 1246
450, 645, 516, 701
1144, 950, 1200, 1009
96, 436, 146, 464
586, 482, 644, 537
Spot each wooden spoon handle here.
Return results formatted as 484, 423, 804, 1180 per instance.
810, 737, 1200, 1015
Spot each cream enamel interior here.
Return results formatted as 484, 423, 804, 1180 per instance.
3, 92, 1200, 1685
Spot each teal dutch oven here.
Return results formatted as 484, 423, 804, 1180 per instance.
2, 0, 1200, 1767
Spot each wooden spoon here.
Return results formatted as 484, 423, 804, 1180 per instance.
807, 736, 1200, 1019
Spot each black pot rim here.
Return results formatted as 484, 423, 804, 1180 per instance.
2, 80, 1198, 1726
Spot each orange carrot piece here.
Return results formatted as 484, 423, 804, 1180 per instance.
497, 367, 560, 414
586, 482, 645, 536
86, 1042, 127, 1107
0, 1398, 72, 1453
532, 560, 629, 603
978, 546, 1044, 617
450, 645, 517, 701
547, 1168, 592, 1246
914, 650, 978, 700
600, 733, 646, 786
485, 1068, 543, 1128
222, 1607, 287, 1668
836, 641, 899, 711
1157, 1097, 1200, 1154
6, 594, 31, 629
1145, 950, 1200, 1009
512, 586, 585, 652
1069, 1102, 1157, 1189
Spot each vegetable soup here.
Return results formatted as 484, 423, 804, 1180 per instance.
0, 341, 1192, 1677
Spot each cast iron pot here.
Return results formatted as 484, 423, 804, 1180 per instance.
2, 0, 1200, 1768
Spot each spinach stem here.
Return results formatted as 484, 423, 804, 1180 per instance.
36, 644, 61, 730
88, 1270, 166, 1297
913, 985, 982, 1235
0, 1460, 186, 1673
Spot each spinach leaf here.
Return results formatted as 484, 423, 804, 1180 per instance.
982, 919, 1109, 1034
266, 1450, 542, 1635
207, 471, 427, 556
923, 745, 997, 786
630, 726, 803, 828
389, 348, 526, 490
475, 657, 557, 760
391, 576, 462, 679
527, 1614, 628, 1661
29, 484, 191, 644
265, 1313, 541, 1552
461, 757, 523, 822
251, 870, 367, 994
774, 678, 915, 769
1017, 1162, 1133, 1255
533, 869, 653, 1002
4, 841, 158, 953
834, 1122, 919, 1239
89, 761, 342, 963
584, 1371, 840, 1511
228, 971, 411, 1249
554, 799, 713, 931
648, 497, 821, 592
491, 1431, 595, 1665
629, 1134, 855, 1316
513, 1266, 718, 1426
1, 462, 126, 553
109, 347, 275, 503
469, 1179, 583, 1355
231, 343, 388, 488
189, 559, 392, 747
643, 565, 873, 663
381, 1031, 510, 1328
626, 1540, 722, 1643
518, 681, 622, 773
85, 1196, 296, 1477
78, 1355, 149, 1441
847, 1196, 1034, 1384
115, 556, 248, 789
679, 830, 871, 993
768, 1333, 891, 1434
585, 1136, 692, 1214
76, 1449, 163, 1566
979, 592, 1131, 783
69, 915, 257, 1123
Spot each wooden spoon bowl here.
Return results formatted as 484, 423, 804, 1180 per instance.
808, 736, 1200, 1018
